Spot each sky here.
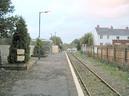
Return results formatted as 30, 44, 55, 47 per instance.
11, 0, 129, 43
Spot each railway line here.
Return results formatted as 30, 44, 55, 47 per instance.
67, 53, 121, 96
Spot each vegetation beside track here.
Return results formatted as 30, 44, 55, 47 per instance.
75, 51, 129, 83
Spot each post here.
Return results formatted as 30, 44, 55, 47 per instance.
125, 48, 127, 63
0, 50, 1, 65
97, 47, 98, 58
107, 47, 108, 60
50, 33, 52, 39
39, 12, 41, 38
114, 47, 116, 61
38, 12, 41, 59
101, 47, 102, 59
55, 32, 57, 45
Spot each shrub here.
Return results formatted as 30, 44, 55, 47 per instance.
8, 17, 30, 63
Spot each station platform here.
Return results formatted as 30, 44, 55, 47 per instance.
10, 52, 79, 96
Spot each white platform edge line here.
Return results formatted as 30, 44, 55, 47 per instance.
65, 52, 84, 96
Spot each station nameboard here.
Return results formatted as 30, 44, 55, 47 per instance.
17, 49, 25, 61
17, 49, 25, 55
17, 56, 25, 61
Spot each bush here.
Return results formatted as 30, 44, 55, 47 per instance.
33, 39, 50, 57
8, 17, 30, 63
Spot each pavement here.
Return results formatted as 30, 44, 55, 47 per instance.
8, 52, 78, 96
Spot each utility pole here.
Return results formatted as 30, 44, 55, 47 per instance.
55, 32, 56, 45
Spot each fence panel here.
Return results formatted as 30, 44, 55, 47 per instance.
86, 46, 129, 70
126, 50, 129, 64
115, 48, 125, 65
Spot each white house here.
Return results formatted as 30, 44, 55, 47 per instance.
67, 48, 77, 53
94, 25, 129, 45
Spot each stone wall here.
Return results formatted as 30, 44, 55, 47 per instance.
0, 45, 10, 64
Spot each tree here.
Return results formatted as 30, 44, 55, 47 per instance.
0, 0, 14, 17
80, 33, 94, 46
62, 43, 73, 50
5, 16, 19, 37
0, 16, 19, 38
8, 17, 30, 63
50, 36, 63, 49
71, 39, 81, 50
33, 39, 50, 57
33, 39, 43, 57
76, 41, 81, 51
0, 0, 15, 38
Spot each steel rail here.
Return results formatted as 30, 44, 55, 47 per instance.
72, 53, 122, 96
67, 53, 91, 96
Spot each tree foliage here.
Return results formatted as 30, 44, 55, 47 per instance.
0, 16, 19, 38
71, 39, 81, 50
8, 17, 30, 63
0, 0, 14, 17
33, 39, 50, 57
80, 33, 94, 46
62, 43, 73, 50
50, 36, 63, 49
0, 0, 16, 38
70, 32, 94, 50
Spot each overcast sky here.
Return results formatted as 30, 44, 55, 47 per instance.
12, 0, 129, 43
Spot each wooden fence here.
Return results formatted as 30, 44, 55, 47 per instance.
86, 45, 129, 70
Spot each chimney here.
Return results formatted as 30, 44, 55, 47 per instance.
111, 26, 113, 29
97, 25, 100, 28
126, 27, 128, 30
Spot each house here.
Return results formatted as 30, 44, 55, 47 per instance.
67, 48, 77, 53
94, 25, 129, 45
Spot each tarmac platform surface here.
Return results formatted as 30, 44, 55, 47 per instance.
9, 52, 78, 96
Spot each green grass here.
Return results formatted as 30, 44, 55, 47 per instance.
75, 51, 129, 82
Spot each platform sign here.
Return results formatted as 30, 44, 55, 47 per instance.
17, 56, 25, 61
17, 49, 25, 55
17, 49, 25, 61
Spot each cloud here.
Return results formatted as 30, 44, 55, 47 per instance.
58, 0, 129, 19
85, 0, 129, 18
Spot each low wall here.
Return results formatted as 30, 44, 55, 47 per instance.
0, 45, 34, 64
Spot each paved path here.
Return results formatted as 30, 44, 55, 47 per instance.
10, 52, 78, 96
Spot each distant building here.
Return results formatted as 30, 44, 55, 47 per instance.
67, 48, 77, 53
94, 25, 129, 45
52, 45, 59, 54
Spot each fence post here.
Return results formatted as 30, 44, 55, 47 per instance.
101, 47, 102, 59
125, 48, 127, 63
93, 46, 95, 58
114, 47, 116, 61
97, 47, 98, 58
0, 50, 1, 65
107, 47, 108, 60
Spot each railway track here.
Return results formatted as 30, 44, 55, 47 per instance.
67, 53, 121, 96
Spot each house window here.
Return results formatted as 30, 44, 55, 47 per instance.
116, 36, 119, 40
107, 35, 109, 39
100, 35, 103, 39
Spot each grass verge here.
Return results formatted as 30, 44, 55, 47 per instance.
74, 51, 129, 83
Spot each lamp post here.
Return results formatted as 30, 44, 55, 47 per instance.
38, 11, 49, 60
55, 32, 57, 45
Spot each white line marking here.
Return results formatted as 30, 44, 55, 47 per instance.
65, 52, 84, 96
